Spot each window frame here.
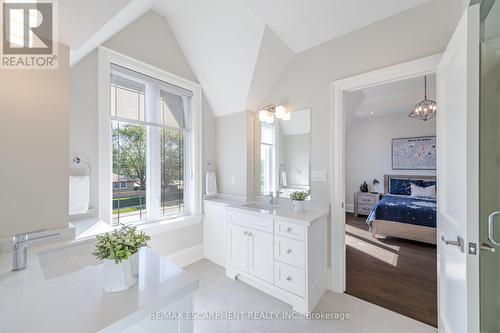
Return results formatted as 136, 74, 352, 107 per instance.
98, 46, 202, 226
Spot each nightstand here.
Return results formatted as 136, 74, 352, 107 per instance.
354, 192, 380, 217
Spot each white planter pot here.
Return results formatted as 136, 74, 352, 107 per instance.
103, 255, 138, 293
292, 200, 305, 212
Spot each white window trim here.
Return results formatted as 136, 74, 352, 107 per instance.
98, 46, 202, 225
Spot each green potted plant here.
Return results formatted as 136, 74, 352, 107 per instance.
93, 224, 150, 293
290, 190, 309, 212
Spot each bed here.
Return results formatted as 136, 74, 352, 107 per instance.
366, 175, 437, 244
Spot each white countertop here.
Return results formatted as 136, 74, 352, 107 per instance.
0, 246, 198, 333
204, 198, 329, 225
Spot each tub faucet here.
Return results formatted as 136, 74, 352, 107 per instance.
12, 231, 59, 271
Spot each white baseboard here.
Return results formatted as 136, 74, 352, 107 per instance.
166, 244, 204, 267
326, 268, 333, 291
345, 204, 354, 213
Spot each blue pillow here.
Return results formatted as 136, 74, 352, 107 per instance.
389, 179, 412, 195
422, 180, 436, 188
389, 179, 437, 195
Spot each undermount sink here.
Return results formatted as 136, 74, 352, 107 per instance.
37, 239, 100, 280
241, 203, 277, 212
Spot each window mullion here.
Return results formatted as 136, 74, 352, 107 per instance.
145, 84, 161, 220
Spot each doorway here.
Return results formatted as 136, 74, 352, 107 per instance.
341, 75, 438, 326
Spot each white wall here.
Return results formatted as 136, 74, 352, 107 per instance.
0, 45, 70, 239
345, 113, 436, 209
261, 0, 463, 205
215, 111, 253, 197
70, 11, 215, 255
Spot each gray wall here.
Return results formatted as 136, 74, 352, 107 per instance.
0, 45, 70, 239
261, 0, 463, 205
70, 10, 215, 255
345, 113, 436, 209
215, 111, 253, 197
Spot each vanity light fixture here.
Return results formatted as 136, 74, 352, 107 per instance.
258, 103, 290, 123
409, 75, 437, 121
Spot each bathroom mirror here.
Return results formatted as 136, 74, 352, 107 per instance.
255, 109, 311, 200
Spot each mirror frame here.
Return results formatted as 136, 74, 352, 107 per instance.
253, 108, 312, 201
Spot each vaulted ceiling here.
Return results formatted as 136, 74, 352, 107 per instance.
67, 0, 431, 117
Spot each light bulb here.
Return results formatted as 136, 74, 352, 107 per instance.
275, 105, 286, 119
265, 113, 274, 124
259, 109, 268, 122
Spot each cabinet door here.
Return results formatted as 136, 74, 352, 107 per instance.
203, 203, 226, 267
227, 223, 248, 272
248, 229, 274, 283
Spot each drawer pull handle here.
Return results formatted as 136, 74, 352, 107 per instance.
286, 276, 292, 281
243, 231, 248, 236
286, 249, 292, 254
286, 227, 292, 232
248, 232, 253, 237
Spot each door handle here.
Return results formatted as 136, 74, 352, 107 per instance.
480, 243, 496, 253
441, 235, 464, 252
488, 211, 500, 246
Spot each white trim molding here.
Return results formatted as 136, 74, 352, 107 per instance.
165, 244, 204, 267
97, 46, 203, 225
330, 54, 442, 293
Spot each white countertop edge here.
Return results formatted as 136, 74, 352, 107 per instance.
226, 206, 328, 225
99, 280, 199, 333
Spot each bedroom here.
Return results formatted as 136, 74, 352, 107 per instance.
344, 74, 438, 326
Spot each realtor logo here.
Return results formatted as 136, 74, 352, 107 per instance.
1, 1, 58, 69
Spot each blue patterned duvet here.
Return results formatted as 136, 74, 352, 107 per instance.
366, 194, 437, 228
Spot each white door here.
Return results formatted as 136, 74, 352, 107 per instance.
436, 3, 480, 333
248, 229, 274, 283
227, 223, 248, 272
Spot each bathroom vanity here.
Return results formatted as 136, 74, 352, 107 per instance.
204, 200, 329, 314
0, 245, 198, 333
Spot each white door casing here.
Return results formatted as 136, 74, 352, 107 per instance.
436, 4, 480, 333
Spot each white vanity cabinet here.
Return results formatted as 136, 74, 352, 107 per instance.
227, 210, 274, 283
225, 207, 328, 313
203, 199, 230, 267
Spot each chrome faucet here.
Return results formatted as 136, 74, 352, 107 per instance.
12, 231, 59, 271
266, 191, 282, 205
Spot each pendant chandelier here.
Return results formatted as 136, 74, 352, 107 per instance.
409, 76, 437, 121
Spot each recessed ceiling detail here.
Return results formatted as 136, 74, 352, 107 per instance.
345, 74, 436, 122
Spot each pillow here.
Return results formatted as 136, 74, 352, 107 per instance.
410, 183, 436, 199
389, 179, 412, 195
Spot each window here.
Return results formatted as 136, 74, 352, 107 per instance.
260, 122, 275, 195
113, 181, 128, 189
110, 64, 192, 224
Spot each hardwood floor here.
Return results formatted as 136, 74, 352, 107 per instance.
345, 213, 437, 327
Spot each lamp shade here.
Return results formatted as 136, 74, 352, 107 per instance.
275, 104, 286, 119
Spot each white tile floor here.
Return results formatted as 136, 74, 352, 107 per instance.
184, 259, 437, 333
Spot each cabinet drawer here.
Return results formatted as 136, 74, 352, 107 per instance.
275, 219, 305, 241
357, 204, 373, 215
274, 236, 305, 269
274, 261, 305, 297
358, 195, 377, 204
227, 210, 273, 233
